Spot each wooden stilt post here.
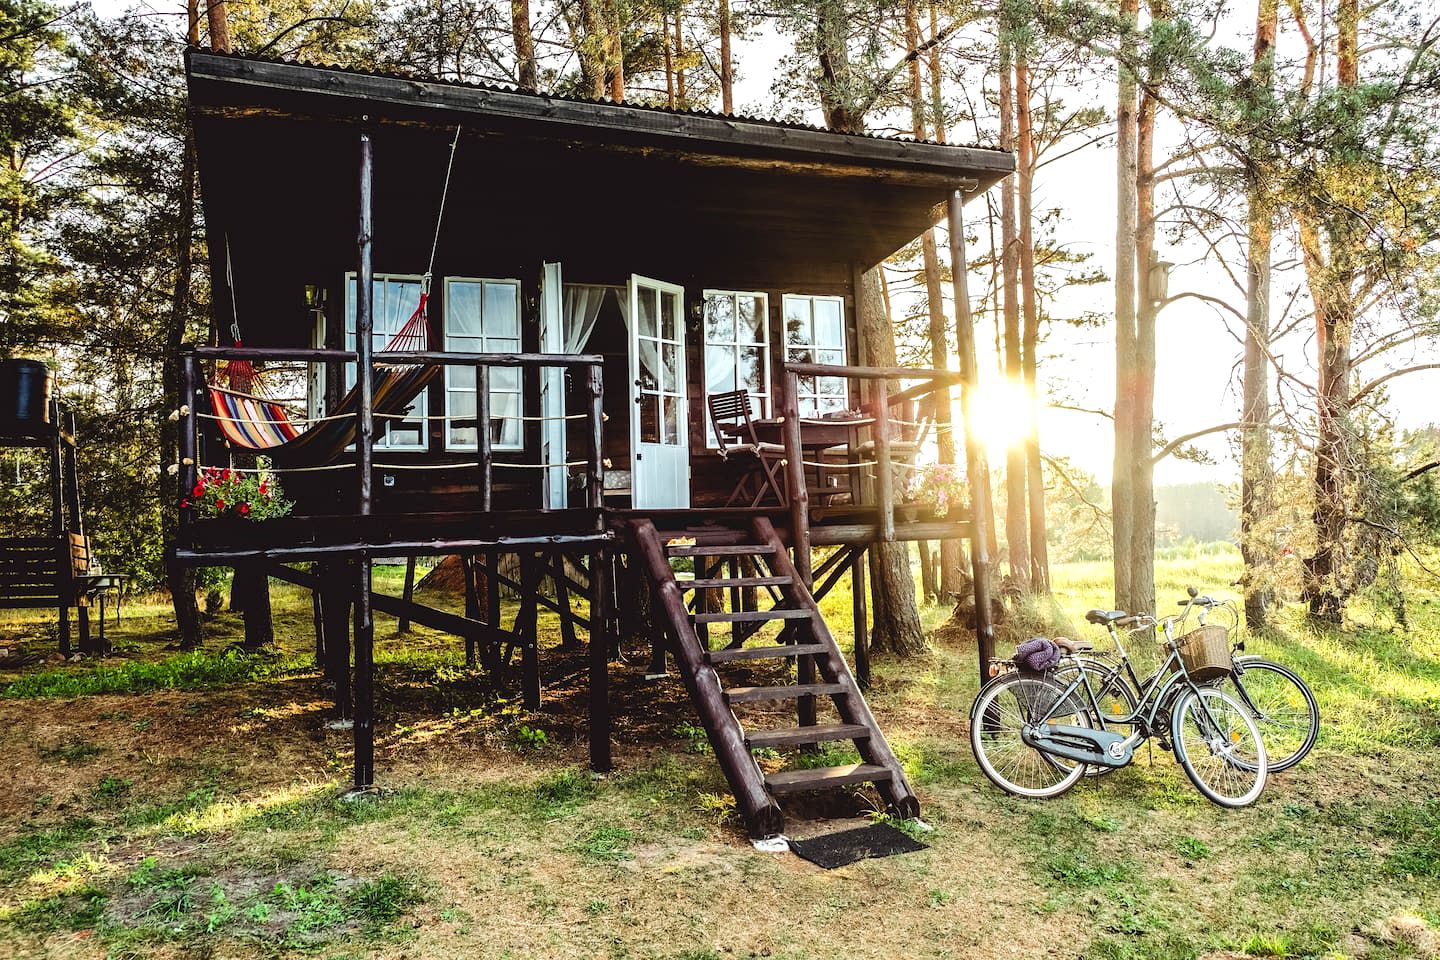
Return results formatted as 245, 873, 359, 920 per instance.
781, 369, 816, 729
462, 554, 480, 666
554, 554, 578, 650
325, 561, 353, 720
517, 552, 542, 710
398, 556, 416, 634
589, 548, 612, 773
352, 130, 376, 791
851, 545, 870, 691
947, 189, 997, 677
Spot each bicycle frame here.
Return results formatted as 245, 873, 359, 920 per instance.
1029, 617, 1216, 758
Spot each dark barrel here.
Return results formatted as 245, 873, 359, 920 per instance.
0, 359, 54, 436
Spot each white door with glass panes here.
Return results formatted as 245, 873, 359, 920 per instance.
783, 294, 848, 417
628, 276, 690, 508
444, 278, 523, 453
703, 291, 770, 448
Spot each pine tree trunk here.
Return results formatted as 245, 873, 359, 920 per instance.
1015, 55, 1050, 594
602, 0, 624, 101
1111, 0, 1140, 611
906, 0, 964, 598
662, 12, 676, 107
998, 35, 1030, 590
206, 0, 231, 52
1300, 0, 1359, 623
1126, 88, 1158, 616
1240, 0, 1278, 627
674, 13, 687, 106
511, 0, 538, 89
718, 0, 733, 113
856, 266, 926, 657
165, 124, 201, 649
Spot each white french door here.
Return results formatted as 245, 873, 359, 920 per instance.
628, 275, 690, 508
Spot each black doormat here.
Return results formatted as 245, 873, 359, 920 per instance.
788, 823, 927, 869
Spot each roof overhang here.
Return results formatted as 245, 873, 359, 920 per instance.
188, 51, 1014, 335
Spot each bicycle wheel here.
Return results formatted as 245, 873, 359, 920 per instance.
1051, 656, 1138, 777
1213, 657, 1318, 772
1171, 687, 1267, 808
970, 672, 1090, 799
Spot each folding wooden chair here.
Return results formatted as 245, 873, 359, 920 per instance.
708, 390, 787, 507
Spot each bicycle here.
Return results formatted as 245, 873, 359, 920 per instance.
970, 609, 1269, 807
1174, 588, 1320, 773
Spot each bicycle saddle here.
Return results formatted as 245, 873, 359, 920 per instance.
1054, 637, 1094, 653
1085, 609, 1129, 625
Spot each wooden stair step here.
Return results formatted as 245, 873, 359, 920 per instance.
680, 576, 792, 591
693, 608, 812, 624
667, 543, 776, 557
746, 723, 871, 748
765, 763, 893, 794
725, 682, 846, 702
706, 642, 827, 663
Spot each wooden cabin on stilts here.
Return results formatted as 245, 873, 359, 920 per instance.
174, 51, 1012, 840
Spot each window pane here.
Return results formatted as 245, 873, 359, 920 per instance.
706, 345, 736, 396
814, 298, 843, 349
448, 282, 482, 336
817, 349, 844, 367
661, 343, 681, 392
820, 376, 847, 397
662, 396, 680, 445
738, 347, 765, 393
485, 282, 519, 337
705, 295, 735, 342
661, 291, 678, 341
492, 367, 521, 394
451, 365, 475, 390
784, 298, 810, 345
639, 393, 659, 443
739, 296, 766, 343
345, 278, 357, 333
638, 288, 658, 338
492, 392, 521, 448
387, 280, 422, 334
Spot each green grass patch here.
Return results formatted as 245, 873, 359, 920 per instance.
3, 649, 310, 699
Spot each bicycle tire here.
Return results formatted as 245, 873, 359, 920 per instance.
1171, 687, 1268, 808
970, 672, 1090, 799
1212, 656, 1319, 773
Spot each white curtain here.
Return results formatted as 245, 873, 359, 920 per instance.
616, 283, 659, 389
541, 270, 615, 509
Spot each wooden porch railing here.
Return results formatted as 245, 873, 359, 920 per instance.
178, 346, 607, 530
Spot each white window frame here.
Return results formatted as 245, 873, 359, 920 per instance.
443, 276, 525, 452
701, 290, 772, 449
782, 293, 848, 418
342, 271, 429, 452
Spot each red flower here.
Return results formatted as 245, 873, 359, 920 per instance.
221, 468, 231, 481
216, 498, 225, 511
259, 479, 269, 496
239, 502, 250, 516
193, 483, 204, 497
181, 498, 191, 508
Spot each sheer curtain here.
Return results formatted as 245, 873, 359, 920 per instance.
541, 272, 615, 508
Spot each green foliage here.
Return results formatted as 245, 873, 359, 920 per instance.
573, 825, 635, 863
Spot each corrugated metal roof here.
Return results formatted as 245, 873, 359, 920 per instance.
188, 48, 997, 154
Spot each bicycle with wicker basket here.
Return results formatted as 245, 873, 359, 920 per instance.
970, 604, 1270, 808
1050, 588, 1319, 774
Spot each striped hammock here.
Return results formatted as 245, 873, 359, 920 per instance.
207, 293, 436, 464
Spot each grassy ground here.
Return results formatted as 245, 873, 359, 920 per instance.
0, 546, 1437, 960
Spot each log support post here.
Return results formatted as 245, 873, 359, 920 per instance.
589, 549, 612, 773
781, 369, 816, 728
352, 129, 376, 791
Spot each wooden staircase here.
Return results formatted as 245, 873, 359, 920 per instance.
626, 516, 918, 839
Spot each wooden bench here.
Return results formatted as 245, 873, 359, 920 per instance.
0, 532, 98, 655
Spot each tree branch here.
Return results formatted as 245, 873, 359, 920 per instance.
1152, 422, 1243, 464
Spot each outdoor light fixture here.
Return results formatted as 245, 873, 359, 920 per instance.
304, 284, 327, 308
1148, 258, 1173, 306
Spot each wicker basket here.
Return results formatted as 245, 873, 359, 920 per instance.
1176, 624, 1233, 681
